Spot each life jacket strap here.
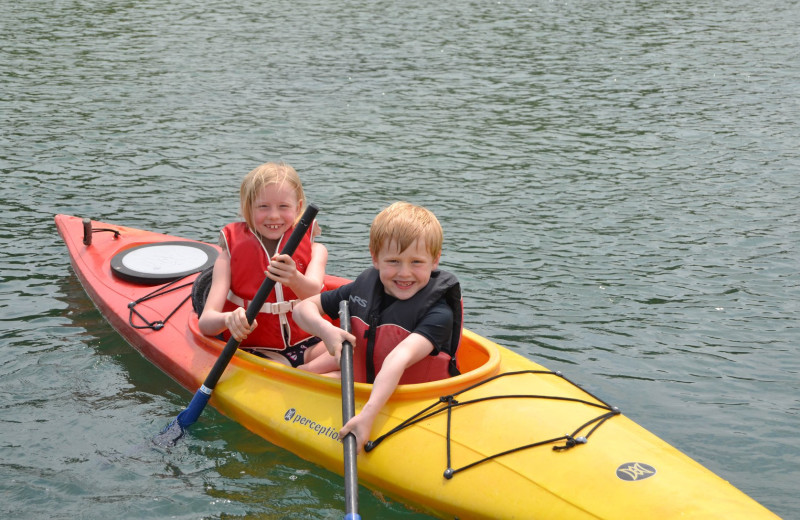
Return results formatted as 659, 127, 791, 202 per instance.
227, 291, 299, 315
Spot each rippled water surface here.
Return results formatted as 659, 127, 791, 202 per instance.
2, 1, 798, 518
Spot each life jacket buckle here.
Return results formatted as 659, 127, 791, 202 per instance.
268, 301, 295, 314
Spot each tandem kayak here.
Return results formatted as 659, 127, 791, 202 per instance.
55, 214, 779, 520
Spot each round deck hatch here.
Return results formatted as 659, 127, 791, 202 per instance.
110, 241, 218, 285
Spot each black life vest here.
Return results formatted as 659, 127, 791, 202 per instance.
347, 268, 462, 384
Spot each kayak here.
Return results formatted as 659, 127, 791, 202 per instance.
55, 214, 779, 520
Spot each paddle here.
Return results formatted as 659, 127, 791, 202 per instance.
153, 204, 319, 447
338, 300, 360, 520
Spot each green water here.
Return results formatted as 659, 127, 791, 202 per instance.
2, 0, 798, 518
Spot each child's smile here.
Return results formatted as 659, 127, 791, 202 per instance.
373, 238, 440, 300
251, 183, 301, 241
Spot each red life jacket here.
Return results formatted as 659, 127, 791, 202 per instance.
347, 268, 462, 384
221, 221, 314, 350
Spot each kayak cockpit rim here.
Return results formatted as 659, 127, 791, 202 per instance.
187, 313, 502, 397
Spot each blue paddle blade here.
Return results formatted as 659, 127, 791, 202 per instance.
175, 388, 212, 428
344, 514, 361, 520
152, 388, 211, 447
152, 418, 184, 447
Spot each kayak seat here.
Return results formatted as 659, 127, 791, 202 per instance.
398, 333, 494, 382
191, 266, 214, 315
353, 349, 456, 385
453, 333, 492, 373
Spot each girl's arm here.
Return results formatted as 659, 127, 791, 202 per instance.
197, 250, 255, 341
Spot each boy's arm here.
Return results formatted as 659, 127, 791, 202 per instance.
293, 296, 355, 363
339, 333, 434, 452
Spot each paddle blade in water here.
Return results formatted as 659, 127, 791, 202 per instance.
152, 418, 185, 447
152, 387, 211, 446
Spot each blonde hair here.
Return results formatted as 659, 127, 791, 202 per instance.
370, 202, 443, 259
239, 162, 305, 230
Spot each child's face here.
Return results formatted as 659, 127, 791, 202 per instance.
251, 183, 301, 241
372, 238, 440, 300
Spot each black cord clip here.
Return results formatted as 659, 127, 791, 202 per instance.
553, 434, 588, 451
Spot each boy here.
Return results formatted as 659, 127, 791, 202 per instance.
293, 201, 462, 452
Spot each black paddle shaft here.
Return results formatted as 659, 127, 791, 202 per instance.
201, 204, 319, 390
339, 300, 359, 517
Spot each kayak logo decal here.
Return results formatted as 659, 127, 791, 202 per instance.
284, 408, 340, 441
616, 462, 657, 481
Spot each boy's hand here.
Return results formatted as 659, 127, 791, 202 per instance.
225, 307, 257, 341
318, 325, 356, 365
266, 254, 297, 285
339, 413, 372, 454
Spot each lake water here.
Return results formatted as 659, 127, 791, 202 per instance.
2, 0, 798, 518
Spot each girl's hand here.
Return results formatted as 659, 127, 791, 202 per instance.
225, 307, 257, 341
266, 254, 297, 286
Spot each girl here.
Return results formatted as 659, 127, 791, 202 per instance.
198, 162, 329, 368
